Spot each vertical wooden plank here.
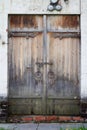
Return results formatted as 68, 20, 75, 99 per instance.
33, 99, 42, 115
47, 99, 55, 115
32, 36, 37, 73
77, 38, 80, 86
42, 15, 47, 114
68, 38, 71, 81
8, 37, 13, 97
27, 38, 32, 96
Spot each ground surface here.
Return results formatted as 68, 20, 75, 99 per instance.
0, 123, 87, 130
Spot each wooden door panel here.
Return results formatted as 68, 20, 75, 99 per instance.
9, 15, 43, 30
8, 15, 44, 115
8, 32, 44, 114
47, 99, 80, 115
46, 15, 80, 115
9, 98, 43, 115
9, 33, 43, 97
47, 33, 80, 98
8, 15, 80, 115
47, 16, 80, 30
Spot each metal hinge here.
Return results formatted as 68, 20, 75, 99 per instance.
53, 32, 80, 39
8, 32, 39, 38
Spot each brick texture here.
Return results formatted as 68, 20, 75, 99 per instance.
8, 115, 86, 123
0, 99, 8, 123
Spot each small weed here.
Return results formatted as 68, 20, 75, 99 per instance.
0, 128, 10, 130
60, 126, 87, 130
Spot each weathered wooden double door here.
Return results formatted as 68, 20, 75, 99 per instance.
8, 15, 80, 115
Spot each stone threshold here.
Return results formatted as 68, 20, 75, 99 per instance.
7, 116, 87, 123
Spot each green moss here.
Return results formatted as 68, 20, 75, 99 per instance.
60, 127, 87, 130
0, 128, 10, 130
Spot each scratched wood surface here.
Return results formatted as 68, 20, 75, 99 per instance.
8, 15, 80, 115
47, 34, 80, 98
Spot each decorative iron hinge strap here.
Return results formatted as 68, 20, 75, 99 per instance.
8, 32, 39, 38
53, 32, 80, 39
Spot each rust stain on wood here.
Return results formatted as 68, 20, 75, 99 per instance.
61, 16, 79, 28
47, 15, 80, 30
10, 15, 21, 28
23, 16, 37, 28
10, 15, 39, 29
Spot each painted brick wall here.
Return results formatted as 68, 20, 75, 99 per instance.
0, 0, 87, 102
81, 0, 87, 99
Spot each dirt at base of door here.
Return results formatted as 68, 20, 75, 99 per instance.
0, 98, 8, 123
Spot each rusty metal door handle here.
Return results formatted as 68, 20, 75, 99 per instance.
26, 66, 32, 70
36, 62, 53, 67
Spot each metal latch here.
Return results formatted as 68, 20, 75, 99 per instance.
26, 66, 32, 71
36, 62, 53, 67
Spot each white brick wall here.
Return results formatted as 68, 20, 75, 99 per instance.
1, 0, 80, 14
0, 0, 87, 100
0, 12, 8, 96
81, 0, 87, 99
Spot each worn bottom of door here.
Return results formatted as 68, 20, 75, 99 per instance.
8, 98, 80, 115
